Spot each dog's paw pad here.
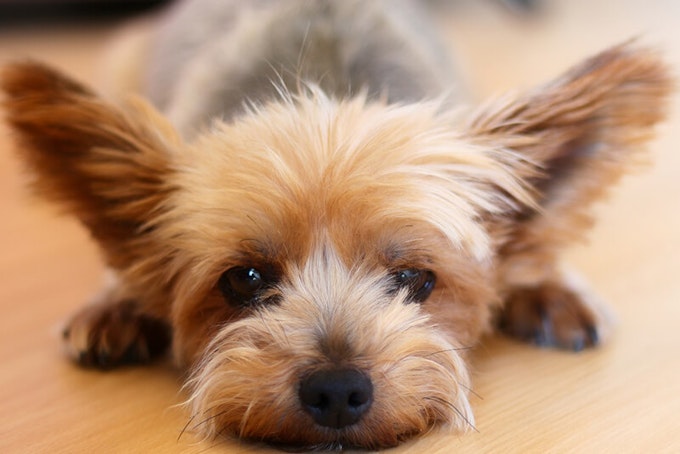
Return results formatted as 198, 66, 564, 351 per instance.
500, 281, 606, 351
63, 300, 171, 368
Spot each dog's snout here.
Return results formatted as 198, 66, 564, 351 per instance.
298, 368, 373, 429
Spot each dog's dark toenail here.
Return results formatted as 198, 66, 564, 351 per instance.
97, 351, 112, 368
122, 346, 142, 364
572, 337, 585, 352
586, 325, 599, 346
78, 351, 89, 365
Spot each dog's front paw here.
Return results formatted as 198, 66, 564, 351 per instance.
499, 274, 613, 352
62, 299, 171, 368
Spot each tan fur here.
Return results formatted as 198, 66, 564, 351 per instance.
0, 10, 671, 449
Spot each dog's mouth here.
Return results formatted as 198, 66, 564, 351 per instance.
261, 437, 384, 453
246, 425, 424, 452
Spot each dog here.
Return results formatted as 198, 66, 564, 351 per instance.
1, 0, 672, 450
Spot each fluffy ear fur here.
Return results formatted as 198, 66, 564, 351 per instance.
466, 43, 673, 286
1, 62, 180, 272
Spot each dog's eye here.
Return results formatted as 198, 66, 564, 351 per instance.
218, 266, 267, 306
392, 269, 436, 303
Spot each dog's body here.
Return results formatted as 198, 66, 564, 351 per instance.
1, 0, 672, 450
143, 0, 461, 138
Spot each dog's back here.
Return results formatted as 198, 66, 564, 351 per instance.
136, 0, 461, 137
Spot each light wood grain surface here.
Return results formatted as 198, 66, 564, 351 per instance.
1, 1, 679, 453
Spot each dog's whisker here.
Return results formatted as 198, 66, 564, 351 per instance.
177, 413, 197, 442
419, 355, 483, 400
424, 396, 479, 433
456, 381, 484, 401
192, 407, 230, 432
423, 346, 474, 357
385, 350, 482, 401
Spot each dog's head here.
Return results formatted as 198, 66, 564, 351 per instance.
2, 44, 670, 449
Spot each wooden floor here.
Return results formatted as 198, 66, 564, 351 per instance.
1, 1, 679, 452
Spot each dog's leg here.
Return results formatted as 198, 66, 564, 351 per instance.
498, 267, 613, 351
464, 44, 671, 350
64, 300, 171, 368
63, 273, 171, 368
2, 63, 180, 368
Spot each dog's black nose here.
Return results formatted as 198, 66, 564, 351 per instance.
298, 368, 373, 429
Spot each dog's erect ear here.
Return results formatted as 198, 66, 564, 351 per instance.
465, 43, 673, 261
1, 62, 181, 270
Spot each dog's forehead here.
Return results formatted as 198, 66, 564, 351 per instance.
170, 96, 495, 267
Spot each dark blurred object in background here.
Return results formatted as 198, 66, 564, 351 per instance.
0, 0, 170, 26
0, 0, 540, 28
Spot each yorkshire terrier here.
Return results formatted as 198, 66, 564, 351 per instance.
1, 0, 671, 450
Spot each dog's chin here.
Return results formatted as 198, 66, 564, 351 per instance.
207, 412, 438, 452
253, 427, 424, 452
242, 423, 425, 452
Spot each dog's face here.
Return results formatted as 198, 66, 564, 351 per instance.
169, 97, 519, 447
1, 44, 671, 449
